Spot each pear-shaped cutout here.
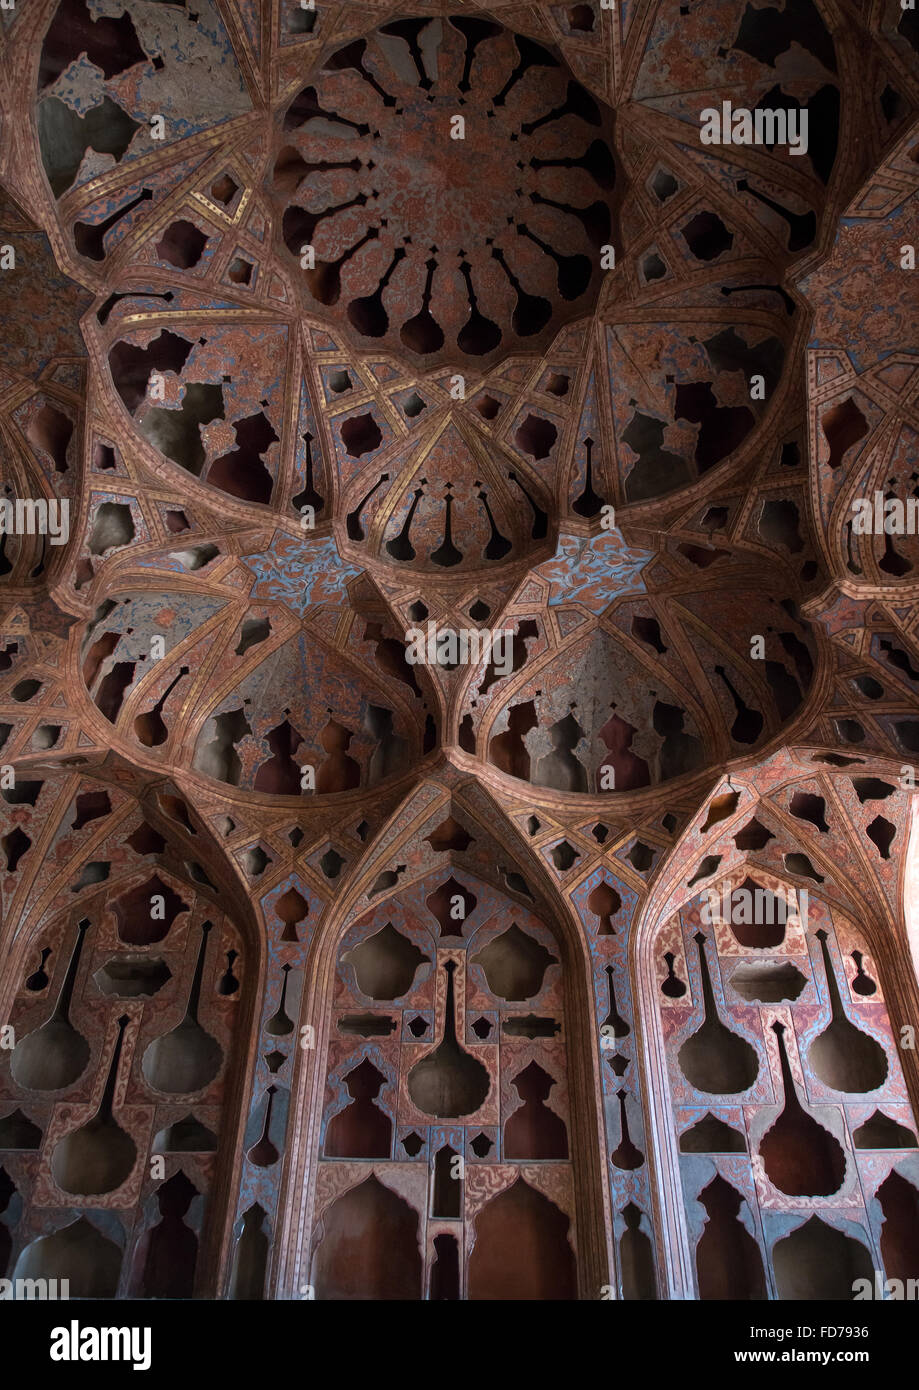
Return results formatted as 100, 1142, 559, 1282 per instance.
247, 1087, 280, 1168
610, 1089, 644, 1170
11, 918, 91, 1091
265, 962, 298, 1037
808, 930, 888, 1093
601, 965, 630, 1039
408, 960, 490, 1117
470, 923, 557, 1001
342, 923, 429, 1000
142, 921, 223, 1094
677, 934, 759, 1094
759, 1021, 846, 1196
51, 1014, 137, 1195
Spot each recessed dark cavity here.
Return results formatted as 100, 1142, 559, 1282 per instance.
678, 933, 759, 1094
853, 1111, 917, 1149
94, 955, 171, 998
408, 960, 490, 1117
808, 930, 887, 1093
696, 1174, 766, 1300
11, 918, 92, 1092
661, 952, 687, 998
51, 1014, 137, 1196
342, 923, 429, 1000
760, 1021, 846, 1196
114, 874, 188, 946
680, 1113, 747, 1153
324, 1057, 391, 1158
730, 960, 807, 1003
142, 921, 223, 1094
471, 924, 557, 1001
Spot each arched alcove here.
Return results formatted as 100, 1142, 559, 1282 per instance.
0, 779, 260, 1300
276, 782, 609, 1299
633, 768, 919, 1301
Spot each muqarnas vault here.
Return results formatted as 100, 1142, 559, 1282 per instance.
0, 0, 918, 1302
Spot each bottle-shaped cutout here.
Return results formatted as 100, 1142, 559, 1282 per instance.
305, 223, 380, 307
515, 223, 592, 302
292, 430, 324, 515
572, 435, 605, 517
265, 963, 295, 1036
506, 470, 549, 540
218, 949, 240, 997
661, 951, 687, 999
530, 140, 616, 191
850, 950, 877, 997
677, 933, 759, 1094
457, 261, 501, 356
347, 471, 390, 542
133, 665, 189, 747
713, 665, 763, 745
12, 918, 91, 1090
51, 1013, 137, 1195
477, 489, 512, 560
142, 921, 223, 1094
759, 1020, 846, 1196
808, 930, 887, 1093
601, 965, 630, 1039
490, 246, 551, 336
408, 960, 490, 1117
611, 1089, 644, 1170
25, 946, 52, 992
735, 179, 816, 253
325, 39, 399, 105
588, 881, 620, 936
400, 254, 444, 354
430, 486, 463, 568
73, 188, 153, 261
350, 245, 408, 339
247, 1087, 279, 1168
386, 486, 424, 562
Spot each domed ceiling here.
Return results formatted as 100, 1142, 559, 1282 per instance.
0, 0, 915, 793
0, 0, 917, 1308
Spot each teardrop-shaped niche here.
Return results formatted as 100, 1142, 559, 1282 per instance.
759, 1021, 846, 1197
408, 960, 490, 1117
11, 918, 91, 1091
807, 930, 888, 1093
142, 920, 223, 1094
677, 933, 759, 1094
51, 1014, 137, 1196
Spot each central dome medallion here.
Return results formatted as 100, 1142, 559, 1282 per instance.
272, 15, 617, 369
